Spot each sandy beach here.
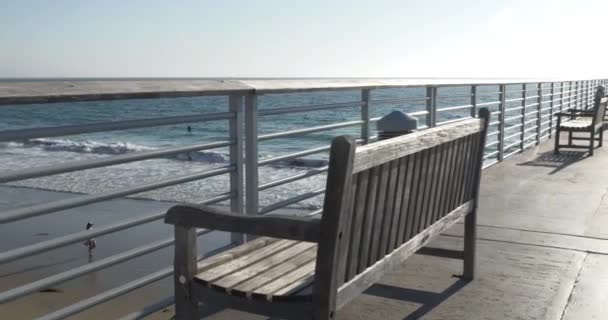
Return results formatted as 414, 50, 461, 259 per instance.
0, 185, 234, 319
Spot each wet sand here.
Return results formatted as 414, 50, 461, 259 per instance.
0, 186, 234, 319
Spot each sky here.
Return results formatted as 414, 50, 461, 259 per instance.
1, 0, 607, 79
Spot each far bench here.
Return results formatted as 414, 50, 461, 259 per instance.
554, 86, 607, 156
165, 108, 491, 320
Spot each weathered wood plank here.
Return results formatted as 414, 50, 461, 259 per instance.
211, 242, 316, 291
404, 152, 422, 242
378, 160, 399, 257
396, 155, 414, 246
388, 157, 407, 252
368, 163, 390, 265
174, 226, 199, 319
421, 146, 439, 230
313, 136, 357, 319
345, 171, 369, 280
412, 149, 431, 235
336, 201, 473, 309
438, 140, 456, 219
258, 260, 316, 300
197, 237, 279, 272
232, 247, 317, 295
357, 167, 379, 273
336, 176, 357, 287
353, 118, 484, 173
165, 204, 321, 242
429, 143, 447, 224
196, 240, 296, 283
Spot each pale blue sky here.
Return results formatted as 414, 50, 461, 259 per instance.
1, 0, 606, 78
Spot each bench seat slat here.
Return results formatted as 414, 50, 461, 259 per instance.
211, 241, 317, 290
232, 246, 317, 294
196, 239, 297, 283
255, 260, 316, 299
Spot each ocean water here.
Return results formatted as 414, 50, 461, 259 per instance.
0, 84, 538, 211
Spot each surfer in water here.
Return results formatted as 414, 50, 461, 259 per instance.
84, 222, 96, 262
187, 125, 192, 133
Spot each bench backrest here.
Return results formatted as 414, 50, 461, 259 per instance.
313, 108, 490, 312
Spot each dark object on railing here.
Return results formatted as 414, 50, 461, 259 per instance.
554, 86, 607, 156
164, 108, 490, 320
376, 110, 419, 140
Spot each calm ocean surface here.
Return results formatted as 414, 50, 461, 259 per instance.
0, 85, 512, 210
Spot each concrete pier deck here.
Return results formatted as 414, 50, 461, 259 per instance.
188, 135, 608, 320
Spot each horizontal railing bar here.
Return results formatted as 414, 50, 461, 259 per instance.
0, 112, 234, 142
476, 101, 501, 107
0, 140, 233, 184
485, 140, 500, 147
505, 106, 524, 112
437, 117, 473, 125
483, 150, 499, 159
0, 166, 233, 224
505, 123, 523, 130
369, 97, 429, 104
539, 133, 550, 141
504, 132, 521, 141
36, 267, 174, 320
0, 192, 230, 265
490, 111, 501, 115
525, 103, 540, 108
258, 145, 330, 166
523, 134, 537, 142
486, 131, 500, 137
258, 120, 364, 141
523, 126, 538, 133
489, 121, 501, 127
524, 112, 538, 118
258, 166, 328, 191
258, 188, 325, 214
475, 92, 501, 96
505, 98, 525, 103
437, 92, 473, 99
503, 141, 522, 150
117, 296, 175, 320
504, 115, 523, 122
436, 104, 473, 112
525, 95, 540, 99
259, 101, 363, 116
0, 229, 210, 304
524, 141, 537, 149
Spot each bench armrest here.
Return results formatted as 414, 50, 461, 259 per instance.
165, 204, 321, 242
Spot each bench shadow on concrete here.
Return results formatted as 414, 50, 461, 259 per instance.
365, 277, 469, 320
516, 150, 588, 174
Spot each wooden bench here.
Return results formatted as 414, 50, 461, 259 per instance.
554, 86, 607, 156
165, 108, 491, 320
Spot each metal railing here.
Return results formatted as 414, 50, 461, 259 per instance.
0, 78, 606, 319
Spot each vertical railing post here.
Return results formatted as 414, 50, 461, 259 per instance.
228, 94, 245, 244
570, 81, 575, 110
361, 89, 371, 144
470, 85, 477, 118
549, 82, 555, 138
536, 83, 542, 144
560, 82, 565, 113
520, 83, 526, 151
498, 84, 506, 161
426, 86, 437, 127
244, 94, 259, 218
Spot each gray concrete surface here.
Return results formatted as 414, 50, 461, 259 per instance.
156, 135, 608, 319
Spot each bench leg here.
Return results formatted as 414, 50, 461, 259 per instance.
554, 129, 560, 154
463, 208, 477, 280
174, 226, 200, 320
589, 131, 595, 156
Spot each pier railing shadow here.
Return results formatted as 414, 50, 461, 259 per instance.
364, 278, 470, 320
516, 150, 588, 174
